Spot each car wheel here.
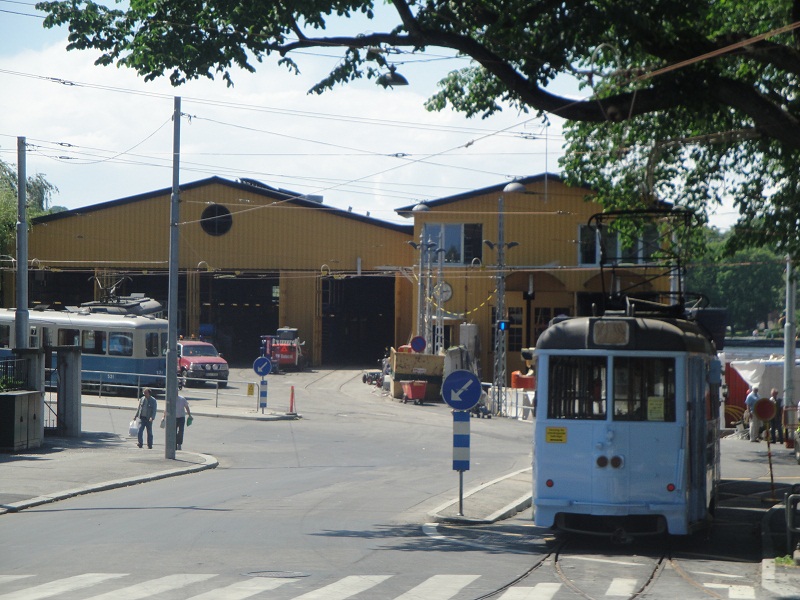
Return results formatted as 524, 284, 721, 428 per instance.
218, 381, 228, 389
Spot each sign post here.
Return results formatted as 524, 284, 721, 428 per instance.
441, 370, 482, 516
253, 357, 272, 413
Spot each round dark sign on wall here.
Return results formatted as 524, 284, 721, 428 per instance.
201, 204, 233, 236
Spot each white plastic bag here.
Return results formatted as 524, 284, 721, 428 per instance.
129, 418, 140, 436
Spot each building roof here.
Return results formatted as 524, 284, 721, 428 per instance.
33, 176, 413, 235
394, 173, 568, 216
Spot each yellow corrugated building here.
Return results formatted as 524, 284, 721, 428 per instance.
396, 174, 671, 378
14, 173, 669, 381
20, 177, 414, 366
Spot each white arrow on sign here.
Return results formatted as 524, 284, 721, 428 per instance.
450, 379, 474, 403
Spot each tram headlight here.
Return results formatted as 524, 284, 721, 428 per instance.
596, 456, 609, 468
610, 455, 623, 468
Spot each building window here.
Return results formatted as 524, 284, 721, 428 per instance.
579, 224, 618, 266
508, 307, 523, 352
579, 224, 660, 265
200, 204, 233, 236
423, 223, 482, 265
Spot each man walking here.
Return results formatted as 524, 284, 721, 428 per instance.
769, 388, 784, 444
745, 387, 760, 443
136, 388, 158, 449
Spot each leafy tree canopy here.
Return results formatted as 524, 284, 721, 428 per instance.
36, 0, 800, 255
0, 159, 63, 256
686, 227, 786, 334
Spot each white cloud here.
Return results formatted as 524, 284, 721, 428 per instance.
1, 40, 559, 224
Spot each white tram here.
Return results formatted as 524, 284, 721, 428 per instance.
531, 302, 722, 537
0, 309, 168, 390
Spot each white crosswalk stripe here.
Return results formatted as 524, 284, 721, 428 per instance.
0, 573, 126, 600
498, 582, 561, 599
0, 572, 758, 599
0, 579, 32, 587
393, 574, 480, 600
291, 575, 392, 600
606, 577, 637, 596
183, 577, 297, 600
82, 574, 217, 600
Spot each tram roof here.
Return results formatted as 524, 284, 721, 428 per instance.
536, 315, 715, 354
0, 309, 168, 329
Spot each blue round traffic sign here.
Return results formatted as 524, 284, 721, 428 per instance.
441, 370, 482, 411
253, 356, 272, 377
410, 336, 426, 353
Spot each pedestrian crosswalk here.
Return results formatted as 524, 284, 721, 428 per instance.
0, 572, 758, 599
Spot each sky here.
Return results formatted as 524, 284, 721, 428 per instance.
0, 1, 738, 228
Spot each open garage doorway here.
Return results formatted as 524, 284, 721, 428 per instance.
321, 277, 394, 366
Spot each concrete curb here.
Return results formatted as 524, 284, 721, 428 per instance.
82, 402, 301, 421
429, 467, 532, 525
0, 452, 218, 515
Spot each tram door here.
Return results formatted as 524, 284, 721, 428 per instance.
686, 356, 713, 524
594, 356, 681, 508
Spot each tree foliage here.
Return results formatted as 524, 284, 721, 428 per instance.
35, 0, 800, 255
0, 159, 63, 256
686, 228, 786, 334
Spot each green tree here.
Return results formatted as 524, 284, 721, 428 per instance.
0, 159, 63, 256
686, 229, 785, 334
36, 0, 800, 255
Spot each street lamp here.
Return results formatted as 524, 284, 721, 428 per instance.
484, 181, 524, 415
408, 236, 436, 341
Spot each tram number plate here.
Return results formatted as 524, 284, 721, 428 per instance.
545, 427, 567, 443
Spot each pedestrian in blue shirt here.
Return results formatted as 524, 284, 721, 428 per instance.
745, 387, 760, 442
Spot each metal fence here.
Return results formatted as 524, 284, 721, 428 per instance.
0, 356, 31, 391
490, 386, 536, 421
44, 368, 260, 406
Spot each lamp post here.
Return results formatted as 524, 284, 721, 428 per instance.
484, 181, 524, 415
434, 238, 446, 355
408, 235, 436, 340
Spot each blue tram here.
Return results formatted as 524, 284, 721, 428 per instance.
531, 304, 722, 537
0, 309, 168, 391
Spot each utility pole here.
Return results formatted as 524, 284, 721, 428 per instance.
165, 97, 181, 460
435, 227, 445, 354
784, 256, 796, 432
15, 137, 28, 349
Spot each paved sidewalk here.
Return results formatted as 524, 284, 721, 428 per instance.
0, 392, 296, 515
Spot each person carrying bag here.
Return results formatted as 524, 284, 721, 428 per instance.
135, 388, 158, 449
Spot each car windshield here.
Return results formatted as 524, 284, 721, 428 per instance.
185, 345, 219, 357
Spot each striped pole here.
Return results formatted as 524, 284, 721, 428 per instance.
259, 379, 268, 413
453, 410, 470, 516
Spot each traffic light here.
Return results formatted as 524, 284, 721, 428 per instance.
497, 319, 510, 331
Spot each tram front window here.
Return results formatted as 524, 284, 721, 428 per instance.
612, 357, 676, 421
548, 356, 607, 420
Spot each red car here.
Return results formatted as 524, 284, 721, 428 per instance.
178, 340, 229, 387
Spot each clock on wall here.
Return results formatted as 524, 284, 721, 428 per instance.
436, 281, 453, 302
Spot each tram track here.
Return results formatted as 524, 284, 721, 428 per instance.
549, 536, 727, 600
467, 534, 731, 600
299, 368, 364, 393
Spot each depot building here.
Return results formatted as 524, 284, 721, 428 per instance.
11, 174, 666, 377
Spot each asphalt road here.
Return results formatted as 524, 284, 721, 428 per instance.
0, 369, 538, 598
2, 368, 799, 599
